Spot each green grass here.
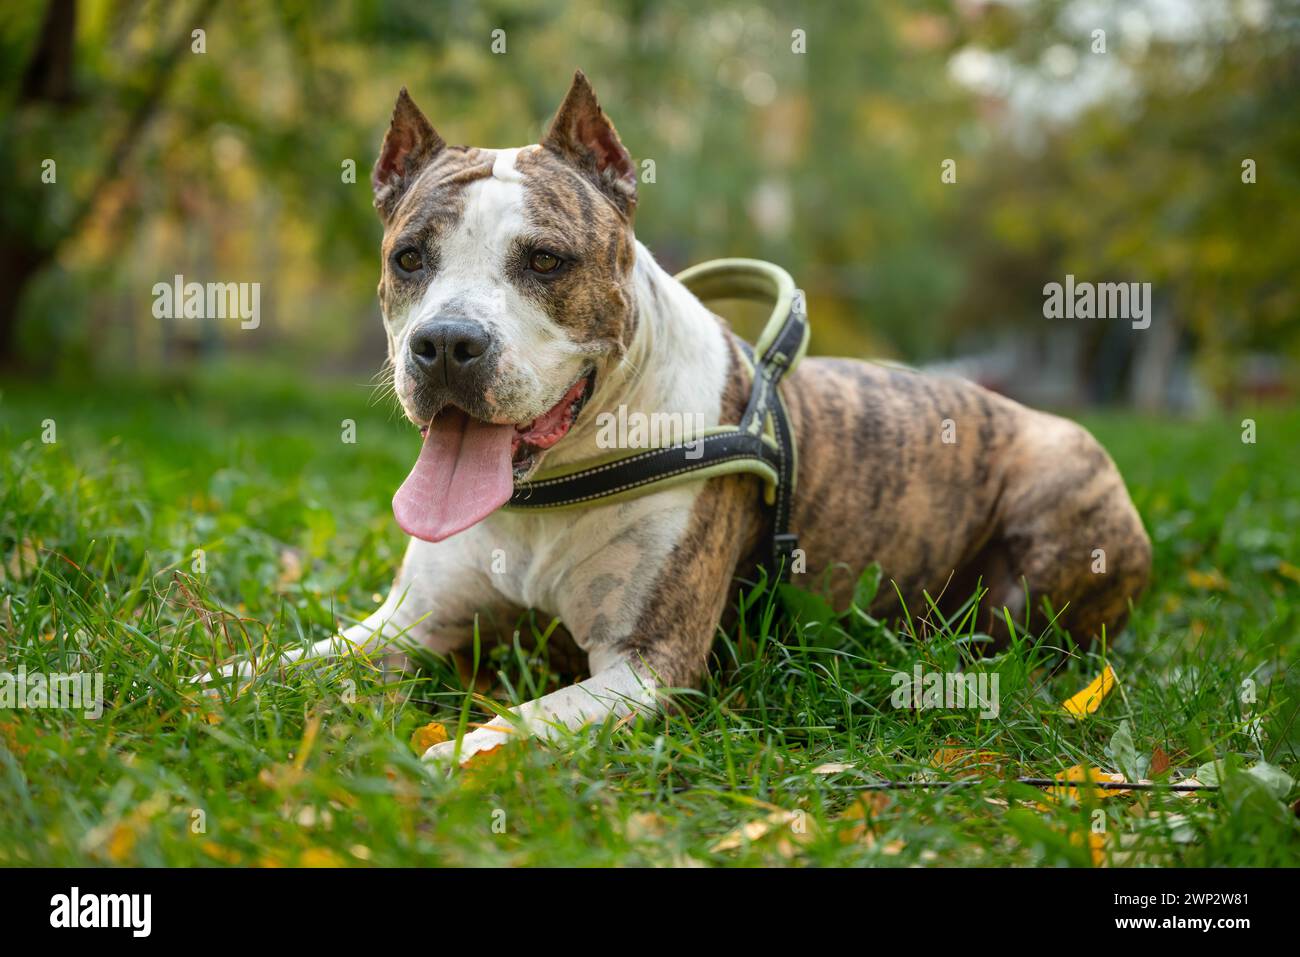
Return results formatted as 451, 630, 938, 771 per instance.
1, 361, 1298, 866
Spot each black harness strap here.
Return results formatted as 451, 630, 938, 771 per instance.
508, 277, 806, 580
737, 290, 805, 576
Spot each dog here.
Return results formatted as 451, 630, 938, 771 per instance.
202, 71, 1151, 765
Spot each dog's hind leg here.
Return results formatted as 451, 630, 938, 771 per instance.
983, 414, 1152, 651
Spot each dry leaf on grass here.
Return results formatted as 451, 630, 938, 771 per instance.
1186, 568, 1229, 591
812, 762, 854, 774
460, 742, 509, 774
625, 812, 666, 842
1042, 764, 1131, 806
710, 809, 817, 857
838, 792, 892, 844
299, 847, 345, 867
1150, 745, 1171, 777
1069, 829, 1108, 867
0, 720, 29, 757
1061, 664, 1117, 718
200, 841, 242, 865
929, 745, 1009, 778
105, 823, 136, 864
409, 721, 449, 754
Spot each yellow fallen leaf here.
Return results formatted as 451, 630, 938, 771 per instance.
1044, 764, 1129, 805
838, 792, 891, 844
1061, 664, 1117, 718
1070, 828, 1107, 867
929, 745, 1008, 778
105, 823, 136, 863
200, 841, 242, 865
1186, 568, 1229, 591
710, 809, 816, 854
299, 847, 345, 867
0, 720, 28, 757
1277, 561, 1300, 585
409, 721, 449, 754
812, 762, 854, 774
461, 742, 508, 773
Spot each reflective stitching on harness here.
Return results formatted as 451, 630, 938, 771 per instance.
509, 453, 776, 507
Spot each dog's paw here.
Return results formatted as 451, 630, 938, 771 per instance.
188, 659, 257, 699
421, 726, 515, 767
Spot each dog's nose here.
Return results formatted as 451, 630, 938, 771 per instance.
408, 320, 492, 381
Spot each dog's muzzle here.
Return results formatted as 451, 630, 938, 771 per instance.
408, 318, 493, 388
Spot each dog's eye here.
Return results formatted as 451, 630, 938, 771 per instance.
396, 248, 423, 273
528, 250, 562, 274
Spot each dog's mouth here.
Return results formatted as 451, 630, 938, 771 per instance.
506, 370, 596, 478
395, 370, 595, 543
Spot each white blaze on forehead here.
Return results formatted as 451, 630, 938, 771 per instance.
490, 146, 529, 182
401, 144, 586, 418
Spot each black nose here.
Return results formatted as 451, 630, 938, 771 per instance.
408, 320, 492, 381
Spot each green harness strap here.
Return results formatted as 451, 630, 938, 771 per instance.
505, 258, 810, 578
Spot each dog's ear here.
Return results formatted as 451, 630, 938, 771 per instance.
372, 88, 445, 219
542, 70, 636, 217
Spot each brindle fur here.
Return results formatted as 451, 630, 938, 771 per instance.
622, 328, 1152, 685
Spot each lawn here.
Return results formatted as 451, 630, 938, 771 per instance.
1, 361, 1297, 866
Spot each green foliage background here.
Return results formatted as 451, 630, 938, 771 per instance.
1, 0, 1297, 388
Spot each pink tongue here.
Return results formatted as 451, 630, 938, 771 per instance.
392, 409, 515, 542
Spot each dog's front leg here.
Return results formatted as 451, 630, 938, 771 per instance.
192, 536, 506, 688
422, 658, 658, 764
423, 476, 754, 767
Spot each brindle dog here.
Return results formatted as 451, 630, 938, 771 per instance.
203, 72, 1151, 764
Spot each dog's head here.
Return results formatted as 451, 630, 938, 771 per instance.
373, 71, 638, 542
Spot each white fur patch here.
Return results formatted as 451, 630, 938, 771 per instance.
396, 146, 588, 423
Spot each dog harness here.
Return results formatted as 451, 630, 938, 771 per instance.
505, 258, 810, 580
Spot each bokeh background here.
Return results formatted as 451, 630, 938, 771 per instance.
1, 0, 1297, 411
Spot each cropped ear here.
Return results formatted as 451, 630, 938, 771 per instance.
372, 88, 444, 219
542, 70, 636, 216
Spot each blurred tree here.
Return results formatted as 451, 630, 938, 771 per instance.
0, 0, 1294, 403
0, 0, 219, 366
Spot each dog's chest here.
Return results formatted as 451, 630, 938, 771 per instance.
475, 487, 702, 649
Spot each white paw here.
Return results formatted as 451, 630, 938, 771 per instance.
189, 658, 253, 691
422, 726, 514, 766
